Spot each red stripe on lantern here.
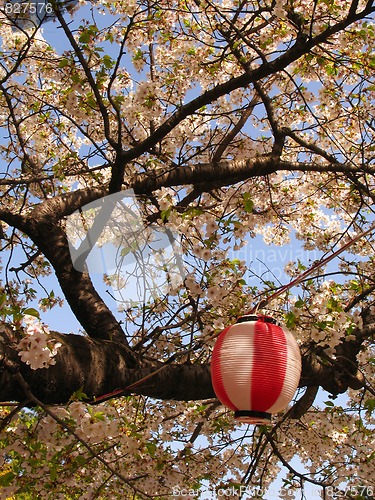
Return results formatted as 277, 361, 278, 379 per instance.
250, 321, 287, 412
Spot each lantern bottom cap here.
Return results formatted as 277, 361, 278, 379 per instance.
234, 410, 271, 425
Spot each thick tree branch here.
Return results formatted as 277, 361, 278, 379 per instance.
0, 322, 369, 406
131, 157, 367, 195
0, 326, 211, 404
31, 186, 108, 222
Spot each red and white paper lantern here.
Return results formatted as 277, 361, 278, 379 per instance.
211, 314, 302, 424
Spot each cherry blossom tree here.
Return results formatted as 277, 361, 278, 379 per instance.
1, 0, 375, 497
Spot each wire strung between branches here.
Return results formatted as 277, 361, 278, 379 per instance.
248, 222, 375, 314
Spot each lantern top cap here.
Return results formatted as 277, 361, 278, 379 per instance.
236, 314, 278, 324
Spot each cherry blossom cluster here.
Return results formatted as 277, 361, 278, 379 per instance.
17, 317, 61, 370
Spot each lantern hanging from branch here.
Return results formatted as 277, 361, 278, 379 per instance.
211, 314, 302, 425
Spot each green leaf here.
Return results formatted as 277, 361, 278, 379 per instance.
58, 58, 69, 68
102, 55, 114, 69
316, 320, 327, 330
156, 461, 164, 471
133, 48, 143, 61
295, 297, 304, 308
364, 398, 375, 414
93, 412, 106, 421
49, 466, 58, 482
71, 73, 80, 84
349, 280, 360, 291
69, 387, 89, 402
113, 95, 125, 106
105, 32, 114, 43
0, 471, 15, 487
327, 297, 342, 312
146, 442, 157, 457
86, 94, 97, 108
243, 193, 254, 213
79, 32, 91, 44
161, 208, 171, 222
22, 307, 40, 319
285, 311, 296, 329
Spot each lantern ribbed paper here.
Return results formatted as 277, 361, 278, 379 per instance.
211, 315, 302, 424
